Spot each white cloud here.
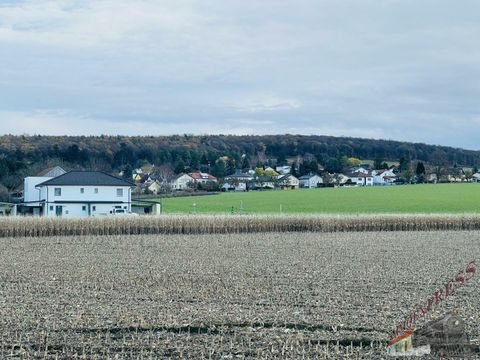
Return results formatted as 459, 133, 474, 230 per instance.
0, 1, 203, 47
0, 110, 274, 136
227, 94, 301, 113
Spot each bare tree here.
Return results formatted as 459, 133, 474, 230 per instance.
431, 150, 448, 183
154, 164, 175, 194
463, 169, 473, 182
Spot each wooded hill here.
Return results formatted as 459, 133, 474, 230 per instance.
0, 134, 479, 190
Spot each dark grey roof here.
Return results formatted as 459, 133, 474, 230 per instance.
255, 176, 275, 182
37, 171, 135, 187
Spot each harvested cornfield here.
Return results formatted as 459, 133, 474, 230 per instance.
0, 231, 479, 358
2, 213, 480, 237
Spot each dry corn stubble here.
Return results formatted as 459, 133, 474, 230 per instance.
2, 213, 480, 237
0, 231, 479, 358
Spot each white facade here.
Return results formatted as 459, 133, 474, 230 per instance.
172, 174, 194, 190
24, 176, 53, 205
349, 175, 374, 186
278, 174, 299, 189
40, 185, 131, 217
299, 175, 323, 188
222, 182, 247, 191
372, 170, 396, 185
148, 181, 161, 194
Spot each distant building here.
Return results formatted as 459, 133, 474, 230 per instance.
221, 182, 247, 192
171, 174, 194, 190
188, 172, 218, 184
18, 166, 67, 215
28, 170, 134, 217
277, 174, 299, 189
347, 171, 374, 186
224, 171, 253, 191
472, 173, 480, 182
299, 174, 323, 188
251, 177, 275, 190
148, 181, 162, 194
372, 169, 396, 185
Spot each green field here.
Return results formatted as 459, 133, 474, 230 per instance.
156, 183, 480, 214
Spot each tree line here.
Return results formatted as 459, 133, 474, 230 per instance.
0, 134, 479, 195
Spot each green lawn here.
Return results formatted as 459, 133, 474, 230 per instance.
155, 183, 480, 214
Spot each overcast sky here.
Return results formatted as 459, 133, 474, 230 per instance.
1, 1, 479, 149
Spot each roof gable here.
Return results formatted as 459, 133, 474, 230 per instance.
189, 172, 217, 180
37, 166, 66, 177
175, 173, 194, 181
37, 171, 134, 187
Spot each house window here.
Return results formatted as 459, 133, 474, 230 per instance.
80, 188, 84, 194
94, 188, 98, 194
54, 188, 61, 196
116, 188, 123, 197
92, 206, 96, 211
49, 206, 54, 211
82, 206, 86, 211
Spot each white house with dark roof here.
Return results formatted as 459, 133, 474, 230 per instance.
35, 170, 134, 217
16, 166, 66, 202
299, 174, 323, 188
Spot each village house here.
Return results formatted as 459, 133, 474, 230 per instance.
223, 171, 253, 191
171, 173, 194, 190
473, 173, 480, 182
221, 182, 247, 192
299, 174, 323, 188
17, 166, 67, 215
372, 169, 396, 185
252, 176, 275, 190
277, 174, 299, 190
147, 181, 162, 194
347, 171, 374, 186
28, 170, 134, 217
188, 172, 218, 185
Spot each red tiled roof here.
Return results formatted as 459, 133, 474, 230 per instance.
189, 172, 217, 180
